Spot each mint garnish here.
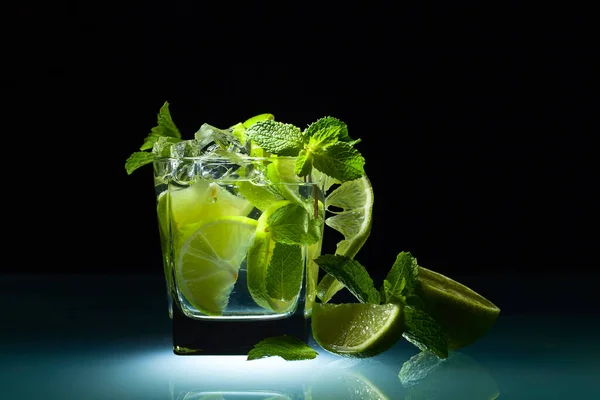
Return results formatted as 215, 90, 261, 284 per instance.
313, 254, 381, 304
140, 101, 182, 150
266, 243, 303, 303
245, 120, 305, 156
125, 101, 182, 174
247, 335, 318, 361
246, 117, 365, 182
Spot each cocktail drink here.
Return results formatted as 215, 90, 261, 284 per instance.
127, 103, 500, 360
154, 153, 324, 354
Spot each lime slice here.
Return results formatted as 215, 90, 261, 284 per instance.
317, 175, 374, 302
418, 266, 501, 350
176, 216, 258, 316
311, 303, 403, 358
170, 180, 254, 231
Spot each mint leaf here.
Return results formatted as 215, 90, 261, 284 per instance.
267, 203, 322, 245
152, 136, 182, 157
313, 254, 380, 304
140, 101, 181, 150
305, 116, 353, 143
247, 335, 318, 361
125, 152, 156, 175
295, 149, 313, 177
246, 120, 305, 156
382, 251, 419, 303
266, 243, 303, 302
402, 305, 448, 359
312, 142, 365, 182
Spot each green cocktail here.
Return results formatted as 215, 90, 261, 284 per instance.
127, 102, 499, 359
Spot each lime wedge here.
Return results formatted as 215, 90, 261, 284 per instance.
170, 180, 254, 231
176, 216, 258, 316
317, 175, 374, 302
418, 266, 501, 350
311, 303, 403, 358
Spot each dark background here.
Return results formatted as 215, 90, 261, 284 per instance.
5, 2, 597, 311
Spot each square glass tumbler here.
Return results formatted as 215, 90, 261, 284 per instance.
153, 156, 325, 355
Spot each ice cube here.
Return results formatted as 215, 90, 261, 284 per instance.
170, 140, 203, 158
195, 123, 250, 155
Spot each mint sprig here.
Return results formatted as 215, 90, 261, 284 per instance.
125, 101, 182, 175
246, 117, 365, 182
245, 120, 305, 156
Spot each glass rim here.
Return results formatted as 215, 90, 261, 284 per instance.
153, 155, 298, 162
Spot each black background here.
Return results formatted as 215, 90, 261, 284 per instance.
5, 2, 597, 309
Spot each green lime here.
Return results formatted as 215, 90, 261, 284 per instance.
176, 216, 258, 316
169, 180, 254, 231
417, 267, 501, 350
317, 175, 374, 303
311, 303, 404, 358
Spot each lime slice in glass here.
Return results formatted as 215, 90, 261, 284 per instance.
176, 216, 258, 316
170, 181, 254, 230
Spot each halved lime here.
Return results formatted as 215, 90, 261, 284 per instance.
176, 216, 258, 316
311, 303, 404, 358
317, 175, 374, 302
418, 266, 501, 350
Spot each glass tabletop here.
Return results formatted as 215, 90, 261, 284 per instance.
1, 275, 598, 399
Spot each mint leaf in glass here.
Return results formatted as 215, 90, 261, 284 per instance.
246, 120, 305, 156
267, 203, 323, 245
247, 335, 318, 361
402, 305, 448, 359
266, 243, 303, 303
313, 254, 380, 304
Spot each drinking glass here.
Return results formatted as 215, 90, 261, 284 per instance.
153, 156, 324, 355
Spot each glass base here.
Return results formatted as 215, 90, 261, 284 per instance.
172, 301, 309, 355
